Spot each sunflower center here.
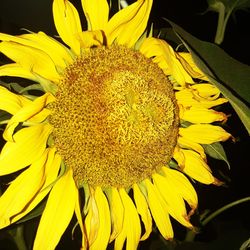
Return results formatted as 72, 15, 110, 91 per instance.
48, 45, 179, 188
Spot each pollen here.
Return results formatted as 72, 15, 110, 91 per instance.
48, 45, 179, 188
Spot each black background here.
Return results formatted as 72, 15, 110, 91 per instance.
0, 0, 249, 249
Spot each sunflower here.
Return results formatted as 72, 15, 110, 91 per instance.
0, 0, 232, 249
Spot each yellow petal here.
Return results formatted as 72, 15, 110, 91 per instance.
140, 37, 193, 85
162, 167, 198, 209
28, 108, 51, 123
115, 188, 141, 250
0, 41, 60, 82
0, 124, 52, 175
153, 173, 192, 228
106, 187, 124, 242
3, 93, 55, 141
0, 85, 31, 115
53, 0, 82, 55
84, 188, 99, 245
176, 52, 208, 81
0, 150, 48, 229
89, 187, 111, 250
176, 88, 228, 108
0, 63, 38, 82
191, 83, 221, 100
33, 168, 77, 250
75, 190, 87, 249
133, 184, 152, 241
20, 32, 73, 70
178, 149, 215, 184
81, 0, 109, 30
105, 0, 153, 47
143, 179, 173, 239
78, 30, 105, 48
11, 148, 62, 223
179, 124, 231, 144
178, 136, 206, 159
182, 106, 227, 124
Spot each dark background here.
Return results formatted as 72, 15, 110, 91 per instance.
0, 0, 249, 249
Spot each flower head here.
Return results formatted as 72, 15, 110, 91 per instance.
0, 0, 231, 249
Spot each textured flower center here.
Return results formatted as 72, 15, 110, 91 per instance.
48, 45, 179, 188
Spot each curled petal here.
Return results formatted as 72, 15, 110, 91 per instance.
3, 93, 55, 142
0, 41, 60, 82
106, 0, 153, 47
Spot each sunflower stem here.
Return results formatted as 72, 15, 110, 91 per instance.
9, 225, 28, 250
214, 2, 226, 44
185, 196, 250, 242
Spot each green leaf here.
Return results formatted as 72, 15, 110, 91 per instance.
166, 20, 250, 134
202, 142, 230, 169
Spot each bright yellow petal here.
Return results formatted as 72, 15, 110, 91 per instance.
176, 52, 209, 81
81, 0, 109, 30
105, 0, 153, 47
178, 136, 206, 159
75, 190, 87, 249
53, 0, 82, 55
115, 188, 141, 250
89, 187, 111, 250
181, 106, 227, 124
84, 188, 99, 245
106, 188, 124, 242
20, 32, 73, 70
0, 41, 60, 82
78, 30, 105, 48
191, 83, 221, 100
0, 124, 52, 175
162, 167, 198, 210
176, 149, 215, 184
179, 124, 231, 144
0, 85, 31, 115
133, 184, 152, 241
0, 63, 38, 82
10, 148, 62, 223
3, 93, 55, 141
33, 168, 77, 250
153, 173, 192, 228
0, 150, 48, 229
143, 179, 173, 239
140, 37, 193, 85
176, 88, 228, 108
